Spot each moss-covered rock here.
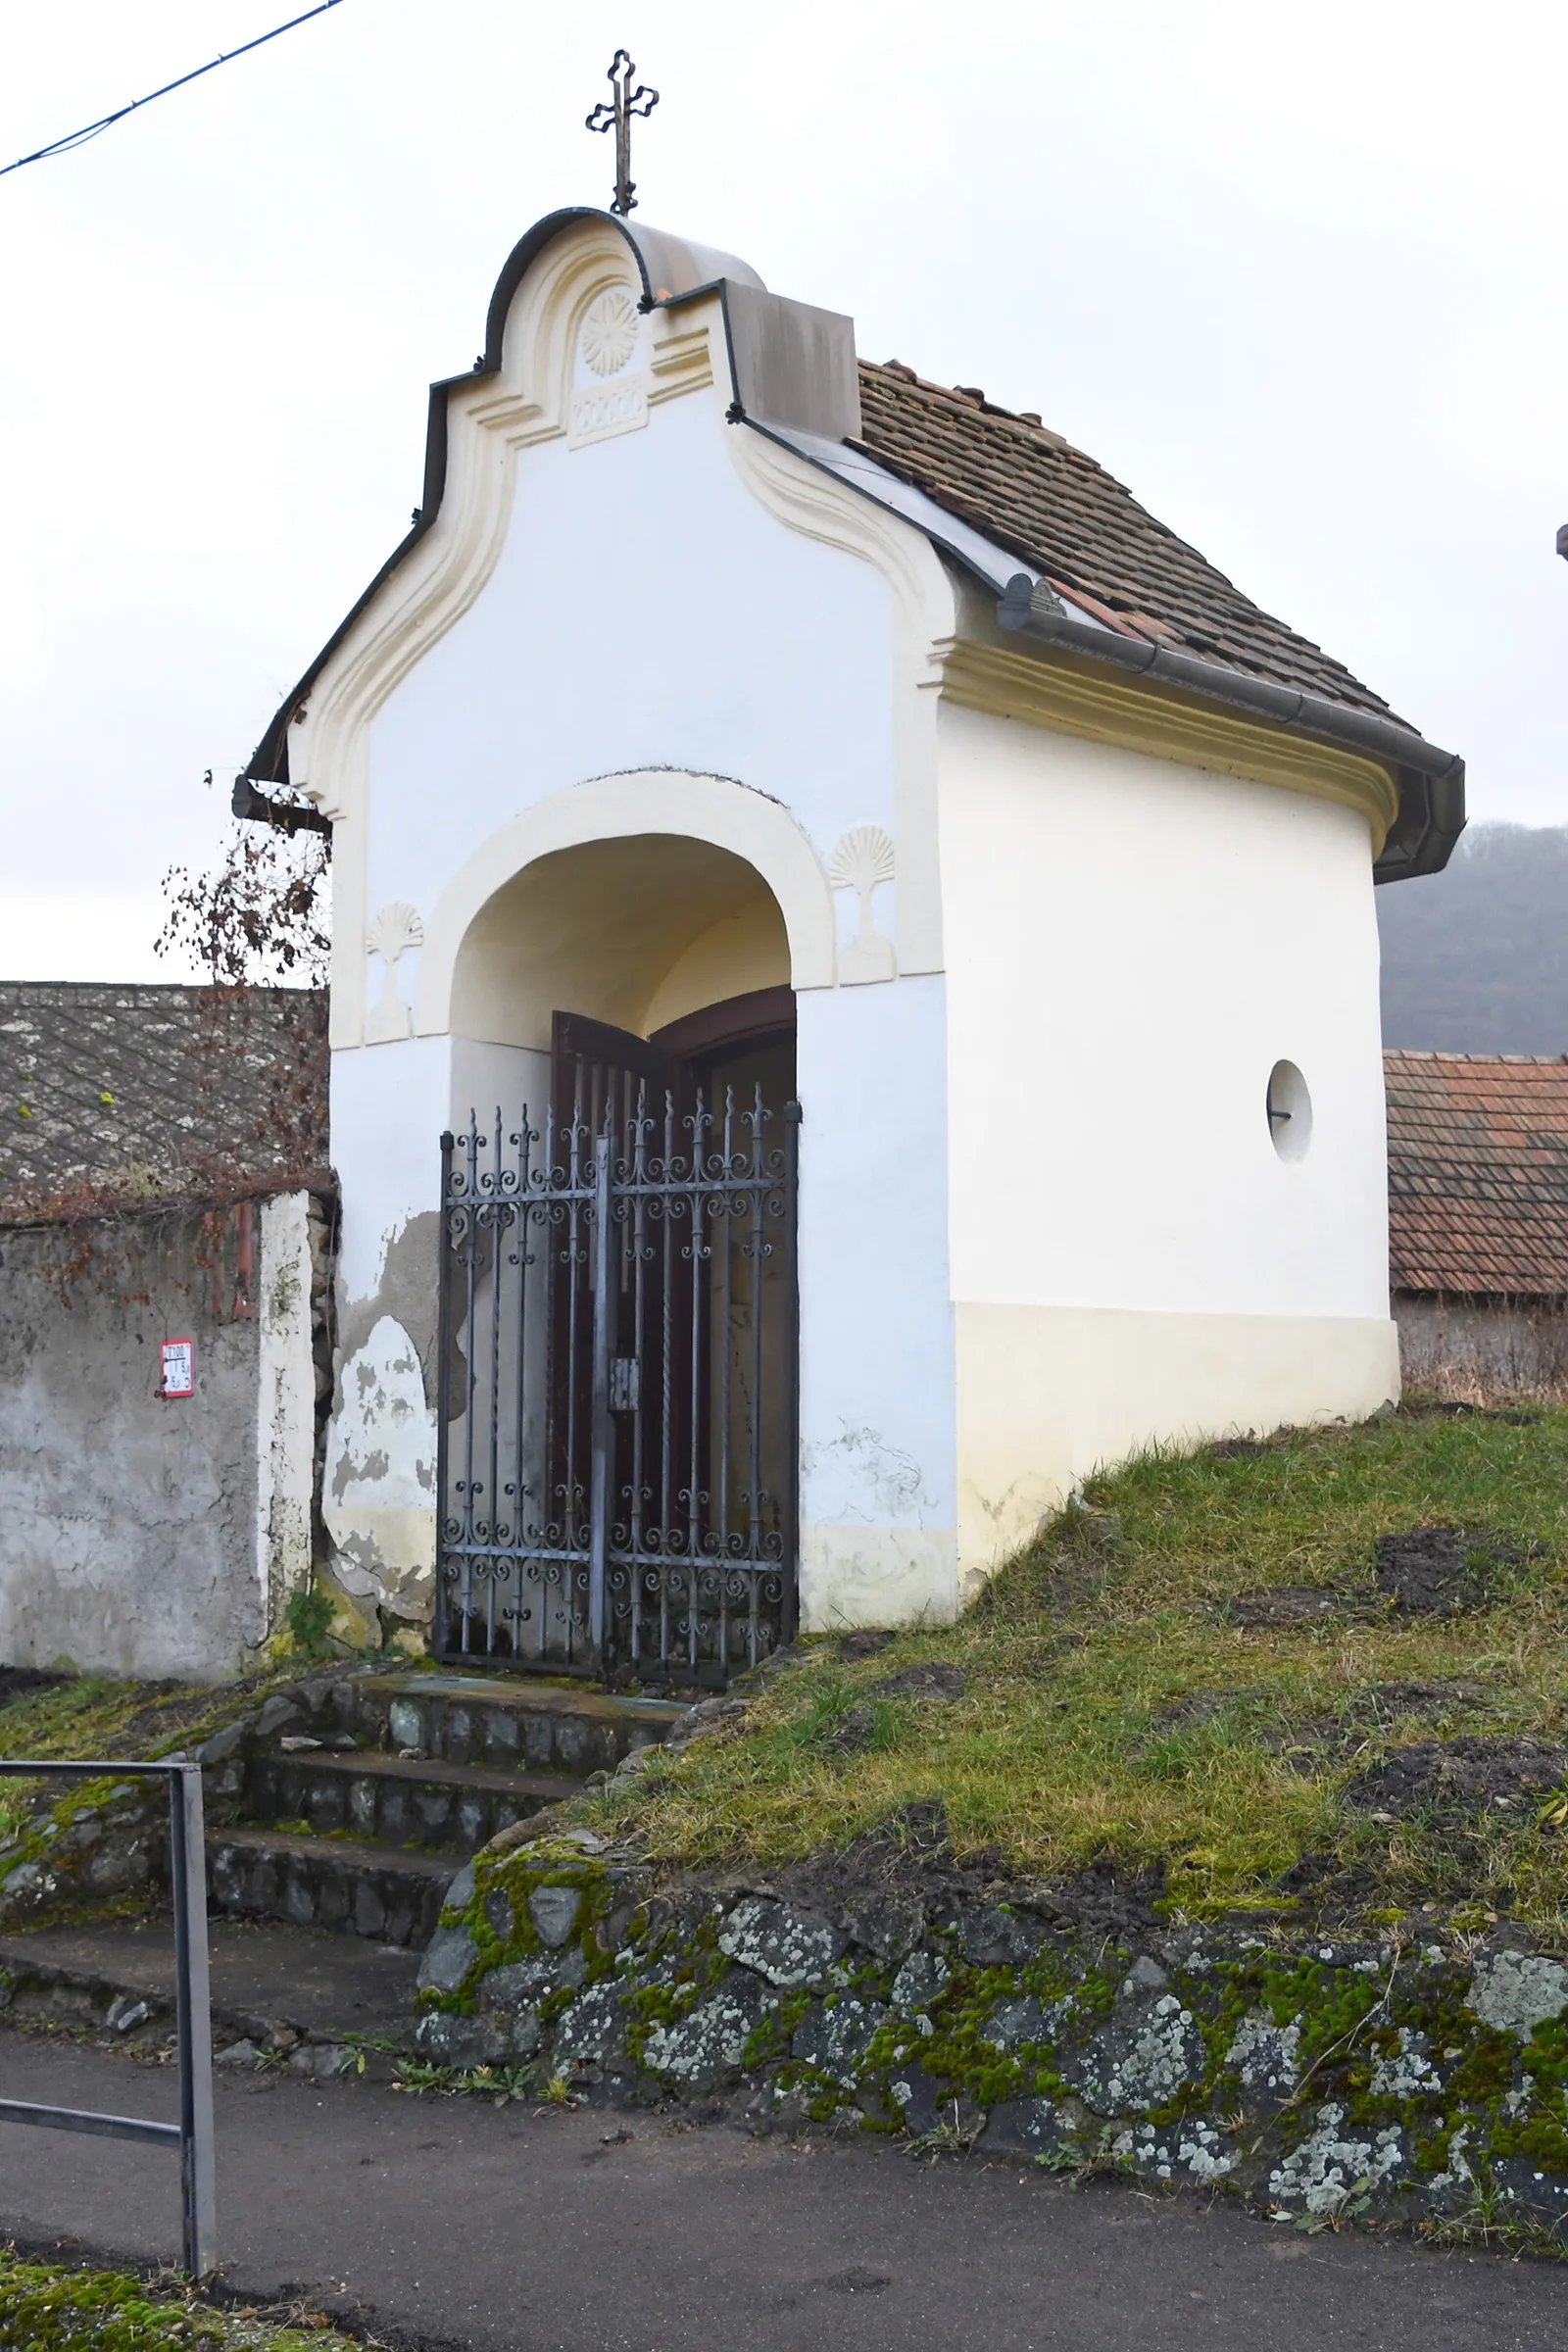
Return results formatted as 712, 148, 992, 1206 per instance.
420, 1829, 1568, 2241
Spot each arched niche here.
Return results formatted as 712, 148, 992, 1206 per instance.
416, 768, 837, 1047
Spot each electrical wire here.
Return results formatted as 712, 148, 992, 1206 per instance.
1, 0, 346, 181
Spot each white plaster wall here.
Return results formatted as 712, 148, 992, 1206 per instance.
365, 391, 897, 933
330, 1035, 453, 1307
255, 1192, 315, 1631
938, 701, 1391, 1319
796, 976, 957, 1626
937, 700, 1398, 1573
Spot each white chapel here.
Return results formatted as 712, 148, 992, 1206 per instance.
239, 194, 1464, 1680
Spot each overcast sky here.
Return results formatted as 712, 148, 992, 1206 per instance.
2, 0, 1564, 982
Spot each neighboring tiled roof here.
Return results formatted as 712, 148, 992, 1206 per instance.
1385, 1051, 1568, 1298
856, 362, 1396, 720
0, 984, 329, 1221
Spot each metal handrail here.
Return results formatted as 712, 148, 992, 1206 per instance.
0, 1759, 216, 2276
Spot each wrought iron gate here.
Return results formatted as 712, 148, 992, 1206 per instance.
434, 1087, 800, 1685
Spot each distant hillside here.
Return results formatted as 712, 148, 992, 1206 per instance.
1378, 822, 1568, 1054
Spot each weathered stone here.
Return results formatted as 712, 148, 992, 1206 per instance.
792, 1998, 888, 2085
288, 2042, 359, 2080
388, 1697, 424, 1752
642, 1971, 778, 2084
254, 1694, 303, 1740
1267, 2104, 1404, 2216
960, 1906, 1038, 1967
414, 2009, 509, 2068
888, 2062, 984, 2141
1225, 2009, 1301, 2101
1367, 2027, 1443, 2097
1468, 1950, 1568, 2037
1491, 2158, 1568, 2224
1113, 2118, 1237, 2185
844, 1892, 925, 1964
555, 1982, 625, 2066
528, 1885, 583, 1948
442, 1862, 477, 1916
890, 1950, 950, 2018
105, 1994, 150, 2035
1121, 1956, 1167, 1996
1058, 1993, 1205, 2115
718, 1897, 846, 1988
214, 2039, 262, 2069
484, 1888, 514, 1942
2, 1863, 46, 1899
418, 1923, 479, 1994
505, 2008, 542, 2058
976, 2097, 1073, 2160
982, 1995, 1050, 2052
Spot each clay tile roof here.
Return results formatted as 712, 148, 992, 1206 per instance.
855, 362, 1395, 719
1385, 1051, 1568, 1298
0, 983, 329, 1223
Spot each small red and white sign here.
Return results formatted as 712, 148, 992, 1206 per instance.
160, 1339, 195, 1399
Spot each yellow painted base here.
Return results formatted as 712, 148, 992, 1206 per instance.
955, 1300, 1401, 1588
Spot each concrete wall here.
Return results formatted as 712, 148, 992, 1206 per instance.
1396, 1293, 1568, 1396
0, 1192, 322, 1681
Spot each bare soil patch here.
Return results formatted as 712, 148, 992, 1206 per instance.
1372, 1526, 1537, 1616
1342, 1735, 1568, 1819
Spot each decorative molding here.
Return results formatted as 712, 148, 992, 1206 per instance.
568, 372, 650, 448
647, 318, 712, 402
416, 767, 838, 1037
365, 902, 424, 1044
282, 217, 697, 1043
579, 287, 640, 376
939, 639, 1400, 853
828, 825, 897, 985
724, 422, 955, 977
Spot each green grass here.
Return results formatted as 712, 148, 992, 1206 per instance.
0, 2247, 369, 2350
582, 1402, 1568, 1937
0, 1663, 330, 1851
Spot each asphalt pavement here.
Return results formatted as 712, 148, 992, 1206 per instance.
0, 2031, 1563, 2351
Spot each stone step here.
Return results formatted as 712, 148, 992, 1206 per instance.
0, 1916, 420, 2064
237, 1668, 689, 1781
349, 1672, 689, 1777
207, 1825, 460, 1949
241, 1748, 583, 1855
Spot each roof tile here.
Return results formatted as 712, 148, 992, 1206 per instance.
856, 363, 1395, 717
1384, 1050, 1568, 1298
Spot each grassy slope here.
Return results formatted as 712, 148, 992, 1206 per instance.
0, 1665, 323, 1848
584, 1404, 1568, 1938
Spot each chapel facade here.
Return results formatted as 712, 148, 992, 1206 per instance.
240, 205, 1465, 1680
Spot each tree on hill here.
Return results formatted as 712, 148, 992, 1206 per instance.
1378, 822, 1568, 1054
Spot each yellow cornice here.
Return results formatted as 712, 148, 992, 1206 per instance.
938, 637, 1398, 854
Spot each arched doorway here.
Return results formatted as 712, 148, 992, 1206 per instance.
435, 836, 801, 1688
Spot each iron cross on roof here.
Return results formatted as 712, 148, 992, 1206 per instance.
586, 49, 659, 218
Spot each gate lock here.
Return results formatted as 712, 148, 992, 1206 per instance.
610, 1356, 641, 1412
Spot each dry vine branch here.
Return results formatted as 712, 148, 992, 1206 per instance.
157, 790, 330, 988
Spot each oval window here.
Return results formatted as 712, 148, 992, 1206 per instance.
1266, 1060, 1311, 1162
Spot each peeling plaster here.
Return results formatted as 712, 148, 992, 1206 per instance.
321, 1314, 437, 1608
